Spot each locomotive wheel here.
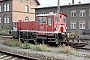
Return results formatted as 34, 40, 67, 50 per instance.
20, 39, 24, 43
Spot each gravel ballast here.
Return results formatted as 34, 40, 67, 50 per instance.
0, 43, 89, 60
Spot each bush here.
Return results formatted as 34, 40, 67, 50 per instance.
21, 43, 51, 52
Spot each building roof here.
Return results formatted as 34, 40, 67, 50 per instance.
35, 3, 90, 9
0, 0, 40, 5
36, 0, 40, 5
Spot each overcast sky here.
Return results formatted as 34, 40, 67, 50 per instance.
38, 0, 90, 7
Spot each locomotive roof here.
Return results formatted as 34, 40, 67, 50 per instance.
36, 13, 56, 17
36, 13, 67, 17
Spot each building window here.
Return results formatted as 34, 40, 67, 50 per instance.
0, 6, 1, 12
79, 10, 86, 17
4, 15, 10, 23
71, 21, 76, 29
71, 10, 76, 17
7, 17, 10, 23
4, 3, 10, 11
89, 10, 90, 16
0, 17, 1, 23
31, 0, 34, 2
25, 0, 28, 1
25, 5, 29, 12
79, 21, 85, 29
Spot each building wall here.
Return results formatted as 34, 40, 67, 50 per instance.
0, 0, 39, 27
12, 0, 38, 22
12, 12, 35, 22
0, 0, 12, 27
65, 4, 90, 34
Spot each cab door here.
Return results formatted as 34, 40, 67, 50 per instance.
47, 16, 54, 32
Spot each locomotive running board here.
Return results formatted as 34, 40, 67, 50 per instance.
20, 38, 35, 40
48, 38, 56, 39
19, 30, 62, 34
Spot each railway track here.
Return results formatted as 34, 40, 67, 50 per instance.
0, 53, 21, 60
0, 50, 37, 60
75, 47, 90, 50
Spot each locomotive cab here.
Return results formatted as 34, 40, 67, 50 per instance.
36, 13, 55, 36
36, 13, 67, 44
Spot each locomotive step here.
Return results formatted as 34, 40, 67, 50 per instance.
20, 38, 35, 40
48, 41, 55, 42
48, 38, 56, 39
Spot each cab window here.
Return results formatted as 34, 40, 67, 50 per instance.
38, 17, 42, 24
55, 16, 59, 23
38, 17, 46, 24
48, 18, 52, 26
62, 16, 66, 23
43, 17, 46, 24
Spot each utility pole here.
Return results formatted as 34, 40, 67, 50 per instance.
57, 0, 60, 13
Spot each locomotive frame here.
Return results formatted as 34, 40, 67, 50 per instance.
12, 12, 67, 45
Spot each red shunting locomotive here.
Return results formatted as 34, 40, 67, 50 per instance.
12, 12, 67, 45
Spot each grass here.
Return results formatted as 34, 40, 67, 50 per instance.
0, 28, 9, 35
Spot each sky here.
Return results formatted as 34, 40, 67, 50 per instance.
38, 0, 90, 7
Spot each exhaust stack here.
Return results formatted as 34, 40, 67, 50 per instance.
72, 0, 74, 4
57, 0, 60, 13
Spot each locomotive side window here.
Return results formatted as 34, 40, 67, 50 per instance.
48, 18, 52, 26
38, 17, 42, 24
55, 16, 59, 23
43, 17, 46, 24
38, 17, 46, 24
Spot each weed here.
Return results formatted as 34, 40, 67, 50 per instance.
87, 54, 90, 58
14, 40, 22, 46
59, 44, 77, 55
36, 44, 46, 51
3, 39, 22, 47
